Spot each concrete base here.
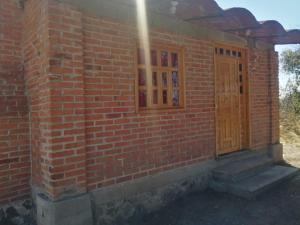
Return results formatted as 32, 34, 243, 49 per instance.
32, 145, 284, 224
269, 143, 283, 163
227, 165, 298, 199
36, 194, 93, 225
90, 160, 214, 225
34, 160, 214, 225
210, 145, 296, 199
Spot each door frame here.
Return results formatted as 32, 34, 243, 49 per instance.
214, 43, 251, 157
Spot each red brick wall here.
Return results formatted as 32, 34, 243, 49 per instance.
23, 0, 87, 200
23, 0, 281, 198
0, 0, 30, 204
270, 51, 280, 144
46, 1, 88, 198
82, 16, 216, 190
249, 49, 280, 149
28, 0, 216, 198
0, 0, 280, 203
22, 0, 53, 196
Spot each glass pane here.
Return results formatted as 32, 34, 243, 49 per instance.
151, 50, 157, 66
152, 72, 157, 86
239, 64, 243, 71
172, 71, 178, 88
238, 52, 242, 58
163, 90, 168, 104
171, 53, 178, 68
220, 48, 224, 55
153, 90, 158, 104
138, 69, 146, 86
232, 51, 237, 57
226, 49, 231, 56
172, 90, 179, 106
162, 72, 168, 88
138, 48, 145, 65
161, 51, 168, 67
139, 90, 147, 107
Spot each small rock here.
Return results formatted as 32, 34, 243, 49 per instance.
23, 214, 35, 225
213, 204, 220, 209
11, 216, 24, 225
22, 200, 32, 210
6, 207, 19, 219
0, 208, 5, 221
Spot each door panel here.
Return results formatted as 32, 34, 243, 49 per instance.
216, 56, 241, 155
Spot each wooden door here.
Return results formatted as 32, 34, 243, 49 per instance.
215, 55, 241, 155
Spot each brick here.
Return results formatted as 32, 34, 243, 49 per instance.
0, 0, 280, 204
0, 0, 30, 204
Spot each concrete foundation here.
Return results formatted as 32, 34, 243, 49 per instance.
90, 160, 215, 225
34, 160, 214, 225
36, 194, 93, 225
269, 143, 284, 163
33, 144, 284, 225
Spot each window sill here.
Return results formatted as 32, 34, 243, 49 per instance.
136, 107, 186, 115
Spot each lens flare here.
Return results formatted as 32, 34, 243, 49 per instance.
136, 0, 152, 105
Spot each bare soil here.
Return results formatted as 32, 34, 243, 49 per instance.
134, 119, 300, 225
281, 114, 300, 168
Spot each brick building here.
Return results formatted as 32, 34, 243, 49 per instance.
1, 0, 300, 224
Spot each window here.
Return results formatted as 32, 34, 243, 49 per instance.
136, 44, 184, 110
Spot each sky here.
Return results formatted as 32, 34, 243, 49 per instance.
215, 0, 300, 90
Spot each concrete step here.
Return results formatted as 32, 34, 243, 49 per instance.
216, 149, 269, 167
213, 155, 274, 182
227, 165, 299, 199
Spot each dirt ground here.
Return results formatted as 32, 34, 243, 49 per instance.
284, 144, 300, 167
133, 144, 300, 225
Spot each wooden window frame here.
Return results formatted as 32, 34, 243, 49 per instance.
135, 43, 185, 112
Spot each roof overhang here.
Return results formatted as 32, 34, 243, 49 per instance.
110, 0, 300, 45
185, 6, 300, 45
60, 0, 300, 45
